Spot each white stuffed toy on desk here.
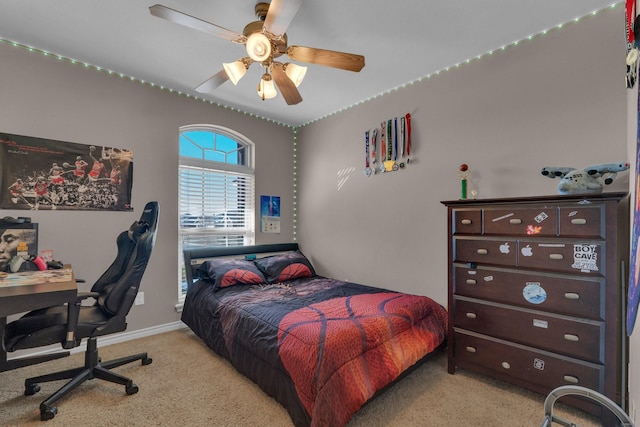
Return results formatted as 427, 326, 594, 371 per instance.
541, 163, 629, 195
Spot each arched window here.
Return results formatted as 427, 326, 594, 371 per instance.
178, 125, 255, 298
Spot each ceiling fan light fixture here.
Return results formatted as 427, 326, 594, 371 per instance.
223, 60, 248, 85
284, 63, 307, 87
246, 32, 272, 62
257, 73, 277, 100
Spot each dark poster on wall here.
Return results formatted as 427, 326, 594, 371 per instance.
0, 133, 133, 211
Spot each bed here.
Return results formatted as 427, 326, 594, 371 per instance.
181, 243, 448, 427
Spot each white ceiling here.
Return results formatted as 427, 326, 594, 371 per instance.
0, 0, 619, 126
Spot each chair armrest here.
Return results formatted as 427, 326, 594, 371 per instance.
61, 292, 99, 349
62, 298, 82, 349
76, 291, 100, 301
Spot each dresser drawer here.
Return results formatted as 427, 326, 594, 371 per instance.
454, 299, 604, 363
454, 331, 603, 392
517, 241, 603, 275
558, 205, 605, 239
454, 266, 604, 320
483, 207, 556, 236
452, 209, 482, 234
454, 238, 517, 267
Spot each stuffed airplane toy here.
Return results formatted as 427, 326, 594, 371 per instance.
540, 162, 629, 195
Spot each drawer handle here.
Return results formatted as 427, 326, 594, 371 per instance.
563, 375, 579, 384
465, 346, 477, 353
461, 219, 472, 225
466, 312, 477, 319
549, 253, 564, 260
564, 292, 580, 300
476, 249, 488, 255
501, 362, 511, 369
564, 334, 579, 342
466, 279, 477, 285
509, 218, 522, 224
570, 218, 587, 225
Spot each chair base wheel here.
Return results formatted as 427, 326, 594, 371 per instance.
142, 357, 152, 366
126, 383, 139, 395
25, 384, 41, 396
40, 406, 57, 421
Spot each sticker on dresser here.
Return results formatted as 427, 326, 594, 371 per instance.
572, 244, 599, 272
523, 282, 547, 304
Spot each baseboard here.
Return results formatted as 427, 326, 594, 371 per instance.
93, 321, 188, 350
10, 321, 189, 359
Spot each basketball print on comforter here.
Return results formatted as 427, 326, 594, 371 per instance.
277, 292, 447, 427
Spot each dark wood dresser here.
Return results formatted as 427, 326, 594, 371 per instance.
442, 193, 629, 418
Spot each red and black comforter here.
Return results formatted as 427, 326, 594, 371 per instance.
181, 276, 448, 427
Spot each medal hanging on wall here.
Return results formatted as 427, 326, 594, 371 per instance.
393, 117, 400, 171
364, 130, 372, 176
399, 116, 406, 168
405, 113, 412, 164
384, 119, 395, 172
626, 0, 638, 89
371, 128, 378, 173
379, 122, 387, 173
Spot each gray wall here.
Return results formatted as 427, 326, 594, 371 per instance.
0, 41, 295, 330
296, 7, 627, 307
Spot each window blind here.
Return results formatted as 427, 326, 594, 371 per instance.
178, 165, 255, 249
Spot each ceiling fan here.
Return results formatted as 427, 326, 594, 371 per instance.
149, 0, 365, 105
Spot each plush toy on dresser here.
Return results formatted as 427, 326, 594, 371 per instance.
540, 162, 629, 195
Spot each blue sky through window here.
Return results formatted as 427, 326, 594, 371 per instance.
180, 130, 241, 165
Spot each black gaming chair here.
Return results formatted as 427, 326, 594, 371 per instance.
4, 201, 159, 421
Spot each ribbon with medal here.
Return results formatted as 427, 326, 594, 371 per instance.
405, 113, 412, 164
364, 130, 372, 176
384, 119, 395, 171
626, 0, 638, 88
379, 121, 387, 173
371, 128, 378, 173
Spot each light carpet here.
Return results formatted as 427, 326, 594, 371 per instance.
0, 329, 602, 426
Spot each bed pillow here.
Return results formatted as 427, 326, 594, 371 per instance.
254, 250, 316, 283
197, 258, 266, 290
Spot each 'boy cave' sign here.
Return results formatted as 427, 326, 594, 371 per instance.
572, 244, 599, 272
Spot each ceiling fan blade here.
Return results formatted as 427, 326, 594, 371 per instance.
271, 63, 302, 105
195, 69, 230, 93
149, 4, 246, 43
286, 46, 365, 72
263, 0, 303, 37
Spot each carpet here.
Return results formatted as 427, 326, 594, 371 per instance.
0, 329, 602, 426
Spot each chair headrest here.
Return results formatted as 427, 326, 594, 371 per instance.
139, 201, 159, 233
128, 221, 149, 242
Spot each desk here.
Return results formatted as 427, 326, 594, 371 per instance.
0, 267, 77, 372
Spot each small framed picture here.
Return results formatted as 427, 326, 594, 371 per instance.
0, 222, 38, 272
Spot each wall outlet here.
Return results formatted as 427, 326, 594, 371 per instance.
135, 292, 144, 306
